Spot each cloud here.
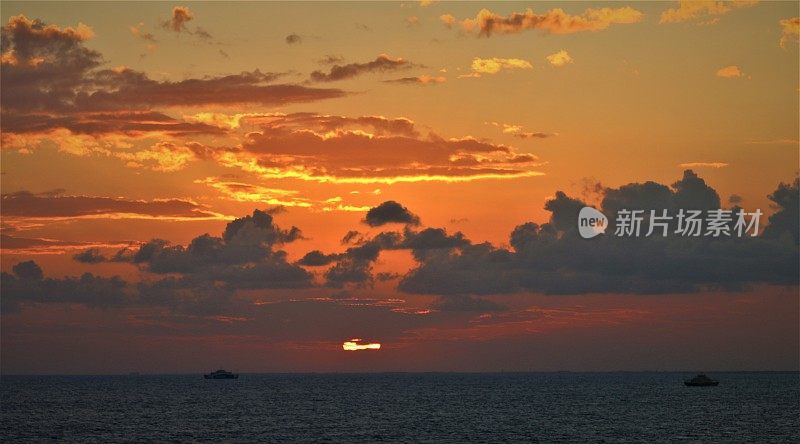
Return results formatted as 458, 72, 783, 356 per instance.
2, 264, 129, 312
129, 23, 157, 42
1, 190, 225, 220
440, 14, 456, 28
405, 16, 420, 27
396, 171, 798, 296
297, 250, 339, 266
450, 7, 642, 37
317, 54, 345, 65
309, 54, 413, 82
779, 17, 799, 48
762, 179, 799, 243
383, 75, 446, 85
114, 141, 207, 172
128, 236, 308, 282
196, 177, 311, 207
716, 65, 744, 78
302, 226, 470, 288
79, 68, 345, 110
13, 261, 44, 280
285, 33, 302, 44
5, 176, 797, 334
94, 209, 312, 295
469, 57, 532, 75
218, 112, 542, 184
162, 6, 194, 32
679, 162, 729, 168
514, 132, 556, 140
286, 170, 800, 296
546, 50, 574, 67
0, 234, 130, 255
194, 26, 213, 40
73, 248, 106, 264
486, 122, 556, 140
0, 15, 345, 146
235, 112, 419, 137
1, 111, 225, 138
363, 201, 421, 227
660, 1, 759, 24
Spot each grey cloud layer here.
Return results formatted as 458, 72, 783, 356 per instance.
2, 209, 311, 312
3, 171, 797, 314
306, 172, 799, 299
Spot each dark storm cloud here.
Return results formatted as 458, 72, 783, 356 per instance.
73, 248, 106, 264
123, 209, 307, 283
292, 172, 797, 296
1, 261, 248, 316
2, 263, 128, 312
1, 210, 313, 312
12, 261, 43, 280
363, 201, 421, 227
320, 232, 401, 288
398, 171, 799, 296
762, 179, 799, 243
1, 190, 219, 219
297, 250, 338, 266
0, 15, 345, 137
6, 173, 797, 316
309, 54, 413, 82
304, 226, 467, 288
401, 227, 470, 261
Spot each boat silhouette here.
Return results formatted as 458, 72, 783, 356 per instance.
684, 373, 719, 386
204, 369, 239, 379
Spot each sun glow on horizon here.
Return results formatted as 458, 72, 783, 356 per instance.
342, 339, 382, 351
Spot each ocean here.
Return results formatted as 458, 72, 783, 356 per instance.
2, 372, 798, 442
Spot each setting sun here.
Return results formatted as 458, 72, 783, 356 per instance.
342, 339, 382, 351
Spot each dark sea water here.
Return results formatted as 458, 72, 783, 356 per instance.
2, 372, 798, 443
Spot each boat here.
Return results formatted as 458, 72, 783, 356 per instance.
684, 373, 719, 386
204, 369, 239, 379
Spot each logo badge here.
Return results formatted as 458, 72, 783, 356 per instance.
578, 207, 608, 239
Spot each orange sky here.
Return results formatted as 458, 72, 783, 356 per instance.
1, 1, 798, 374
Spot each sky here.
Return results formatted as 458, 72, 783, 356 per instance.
1, 1, 798, 374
